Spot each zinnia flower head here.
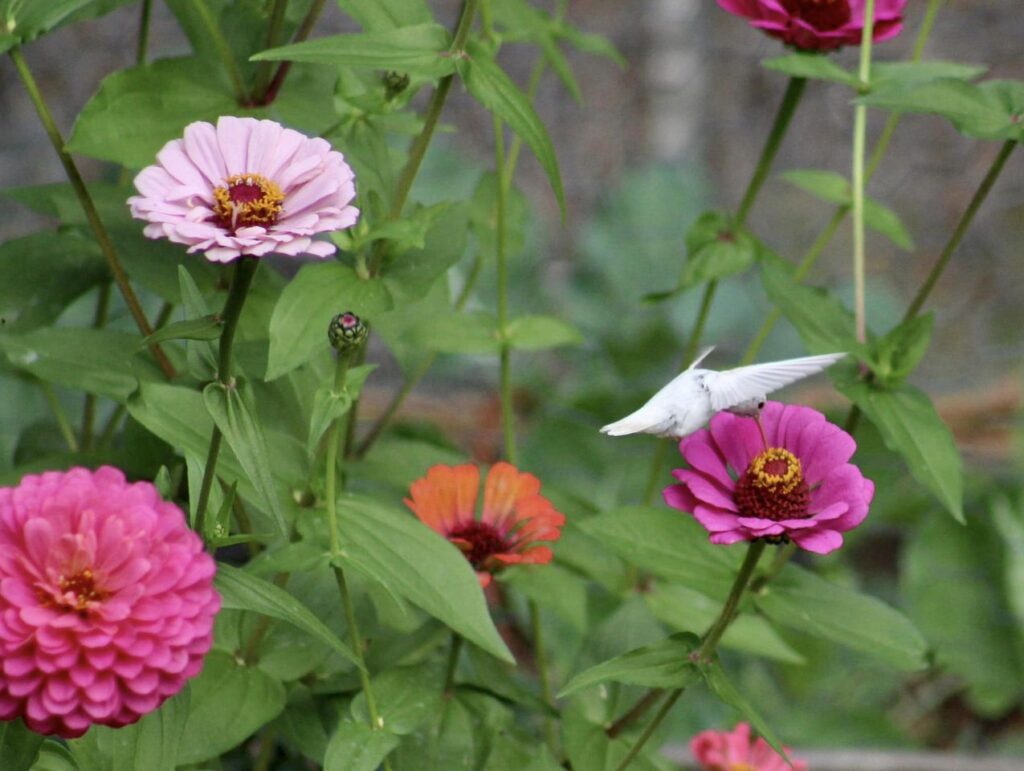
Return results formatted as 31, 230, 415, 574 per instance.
691, 722, 808, 771
716, 0, 905, 51
404, 463, 566, 587
0, 467, 219, 737
129, 116, 358, 263
664, 401, 873, 554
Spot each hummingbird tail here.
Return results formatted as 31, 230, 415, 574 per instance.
600, 407, 670, 437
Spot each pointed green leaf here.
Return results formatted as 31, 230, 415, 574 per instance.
762, 52, 857, 86
350, 662, 444, 735
0, 718, 43, 771
506, 315, 583, 351
142, 315, 222, 348
699, 661, 791, 765
337, 495, 514, 662
559, 632, 700, 697
417, 311, 501, 354
324, 722, 399, 771
459, 41, 565, 216
337, 0, 433, 31
307, 364, 377, 458
0, 0, 134, 51
755, 564, 928, 671
203, 380, 287, 534
869, 313, 933, 386
215, 563, 361, 668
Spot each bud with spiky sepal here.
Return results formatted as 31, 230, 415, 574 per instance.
383, 71, 410, 100
328, 311, 367, 352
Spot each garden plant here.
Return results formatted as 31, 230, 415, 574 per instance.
0, 0, 1022, 769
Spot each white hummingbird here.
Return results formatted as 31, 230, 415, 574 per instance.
600, 348, 846, 439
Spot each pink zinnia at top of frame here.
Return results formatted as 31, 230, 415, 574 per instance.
664, 401, 874, 554
691, 722, 808, 771
129, 116, 359, 263
716, 0, 906, 51
0, 466, 220, 737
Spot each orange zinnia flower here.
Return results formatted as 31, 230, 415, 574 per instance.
404, 463, 565, 587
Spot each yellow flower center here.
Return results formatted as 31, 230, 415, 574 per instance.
735, 447, 810, 525
212, 173, 284, 231
748, 448, 803, 494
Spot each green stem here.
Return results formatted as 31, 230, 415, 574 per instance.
606, 689, 664, 738
97, 404, 127, 449
530, 599, 558, 755
368, 0, 480, 274
493, 117, 518, 465
612, 689, 683, 771
903, 140, 1016, 322
136, 0, 153, 65
262, 0, 328, 105
736, 77, 807, 227
851, 0, 877, 344
195, 258, 259, 537
443, 633, 464, 696
193, 0, 249, 104
9, 47, 176, 379
253, 726, 278, 771
81, 282, 112, 450
255, 0, 289, 98
42, 383, 78, 453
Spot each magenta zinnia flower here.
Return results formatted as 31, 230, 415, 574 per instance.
129, 116, 358, 263
0, 467, 219, 737
664, 402, 873, 554
716, 0, 905, 51
691, 722, 808, 771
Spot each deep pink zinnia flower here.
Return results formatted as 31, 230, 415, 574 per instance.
0, 467, 219, 738
129, 116, 358, 263
691, 722, 808, 771
664, 401, 873, 554
716, 0, 906, 52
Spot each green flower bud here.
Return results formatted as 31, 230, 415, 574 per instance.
328, 311, 368, 351
383, 70, 410, 100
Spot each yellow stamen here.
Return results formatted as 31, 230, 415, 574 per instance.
748, 447, 803, 494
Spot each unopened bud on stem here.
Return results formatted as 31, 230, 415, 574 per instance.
328, 311, 367, 352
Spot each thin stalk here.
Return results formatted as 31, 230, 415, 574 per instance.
192, 0, 249, 103
851, 0, 877, 344
97, 404, 127, 449
42, 383, 78, 453
612, 690, 683, 771
341, 343, 367, 461
261, 0, 327, 105
606, 689, 664, 738
903, 140, 1016, 322
254, 0, 289, 99
253, 726, 278, 771
530, 599, 557, 755
81, 282, 112, 450
136, 0, 153, 65
493, 117, 517, 465
195, 259, 259, 537
443, 633, 464, 696
610, 542, 767, 768
368, 0, 480, 274
9, 48, 175, 379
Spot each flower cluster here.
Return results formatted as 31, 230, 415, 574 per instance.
405, 463, 565, 587
129, 116, 358, 263
691, 722, 808, 771
0, 467, 219, 737
716, 0, 906, 51
665, 402, 873, 553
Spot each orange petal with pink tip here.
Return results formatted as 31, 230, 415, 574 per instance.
481, 462, 541, 531
403, 464, 480, 534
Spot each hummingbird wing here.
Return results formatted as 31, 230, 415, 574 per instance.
705, 352, 846, 412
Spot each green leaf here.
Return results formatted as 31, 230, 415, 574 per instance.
872, 60, 987, 88
781, 170, 914, 250
762, 52, 857, 86
869, 313, 933, 386
380, 203, 469, 303
0, 718, 43, 771
506, 315, 583, 351
699, 661, 791, 764
679, 211, 758, 289
754, 564, 928, 671
350, 663, 444, 735
0, 0, 133, 51
759, 251, 861, 356
337, 495, 514, 662
66, 57, 235, 168
266, 262, 392, 380
559, 632, 700, 697
203, 380, 288, 535
837, 379, 963, 522
215, 563, 361, 668
252, 24, 456, 79
142, 315, 222, 348
562, 704, 662, 771
0, 232, 107, 331
30, 741, 79, 771
417, 311, 501, 354
859, 78, 1024, 142
991, 496, 1024, 632
0, 328, 144, 400
177, 652, 286, 764
324, 722, 399, 771
307, 363, 377, 458
337, 0, 433, 30
459, 41, 566, 217
579, 506, 742, 600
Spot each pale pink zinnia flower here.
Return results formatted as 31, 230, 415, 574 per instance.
716, 0, 906, 52
0, 467, 219, 737
129, 116, 358, 263
664, 402, 873, 554
691, 722, 808, 771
